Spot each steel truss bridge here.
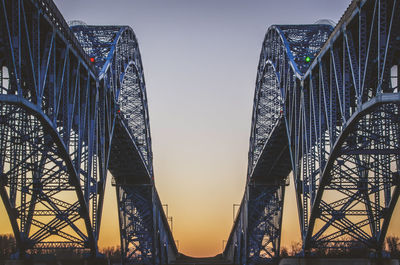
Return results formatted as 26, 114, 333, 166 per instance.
0, 0, 176, 264
224, 0, 400, 264
0, 0, 399, 264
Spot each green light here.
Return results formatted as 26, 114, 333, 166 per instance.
305, 56, 311, 62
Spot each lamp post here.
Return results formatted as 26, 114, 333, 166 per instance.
233, 204, 240, 222
222, 240, 227, 252
168, 216, 173, 233
162, 204, 169, 218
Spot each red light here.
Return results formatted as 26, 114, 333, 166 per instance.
117, 109, 121, 113
90, 57, 95, 63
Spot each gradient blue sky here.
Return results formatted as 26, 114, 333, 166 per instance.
5, 0, 398, 258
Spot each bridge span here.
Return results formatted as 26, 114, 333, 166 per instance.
0, 0, 176, 264
0, 0, 400, 264
224, 0, 400, 264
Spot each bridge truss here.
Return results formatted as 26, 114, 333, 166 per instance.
0, 0, 177, 264
225, 0, 400, 263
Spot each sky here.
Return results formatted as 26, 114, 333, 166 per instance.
1, 0, 400, 258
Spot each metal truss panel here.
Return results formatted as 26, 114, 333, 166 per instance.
108, 119, 150, 185
277, 25, 333, 74
71, 25, 153, 172
225, 23, 332, 262
70, 8, 177, 265
247, 185, 285, 264
307, 101, 400, 251
224, 184, 286, 265
248, 25, 332, 183
0, 0, 176, 261
0, 0, 100, 255
117, 185, 154, 265
297, 0, 400, 252
229, 0, 400, 259
0, 104, 89, 252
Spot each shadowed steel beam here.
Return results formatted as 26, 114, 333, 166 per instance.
0, 0, 177, 262
226, 0, 400, 261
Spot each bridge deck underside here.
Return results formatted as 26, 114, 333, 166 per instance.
225, 0, 400, 262
0, 0, 177, 262
251, 119, 291, 184
108, 117, 150, 185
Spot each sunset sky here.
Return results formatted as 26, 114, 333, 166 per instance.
1, 0, 400, 258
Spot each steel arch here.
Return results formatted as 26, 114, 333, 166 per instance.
299, 0, 400, 252
226, 0, 400, 260
225, 24, 333, 264
305, 95, 400, 250
71, 25, 153, 171
71, 25, 176, 263
0, 0, 176, 263
65, 12, 176, 265
0, 97, 95, 253
0, 0, 99, 255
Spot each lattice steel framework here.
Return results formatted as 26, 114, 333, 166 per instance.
0, 0, 99, 255
225, 0, 400, 262
0, 0, 176, 263
224, 24, 332, 265
70, 25, 153, 171
298, 0, 400, 252
247, 185, 285, 263
117, 185, 154, 264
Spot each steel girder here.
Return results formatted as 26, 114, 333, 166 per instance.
0, 0, 177, 262
116, 184, 177, 264
117, 184, 154, 264
248, 24, 333, 181
71, 25, 177, 264
70, 25, 153, 172
298, 0, 400, 252
224, 24, 332, 264
224, 196, 246, 265
0, 0, 99, 255
224, 184, 285, 265
228, 0, 400, 259
247, 184, 285, 263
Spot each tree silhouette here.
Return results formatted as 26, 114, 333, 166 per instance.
386, 235, 400, 258
0, 234, 16, 259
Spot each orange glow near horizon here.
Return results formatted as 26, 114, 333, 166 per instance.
2, 170, 399, 257
0, 0, 400, 258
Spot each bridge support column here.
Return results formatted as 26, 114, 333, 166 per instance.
247, 183, 285, 264
116, 184, 155, 265
225, 182, 286, 265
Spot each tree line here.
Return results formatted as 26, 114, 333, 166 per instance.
280, 235, 400, 258
0, 234, 120, 261
0, 233, 399, 259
